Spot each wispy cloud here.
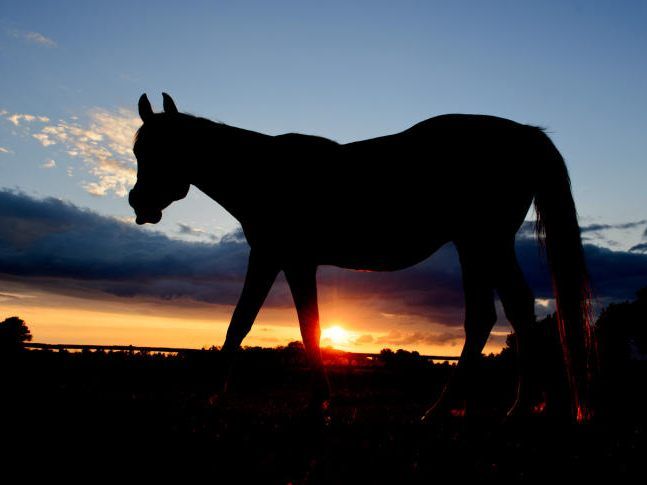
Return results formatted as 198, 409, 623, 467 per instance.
374, 329, 463, 347
29, 108, 140, 197
2, 106, 140, 197
519, 218, 647, 252
32, 133, 56, 146
41, 159, 56, 169
0, 291, 36, 303
519, 219, 647, 237
2, 112, 50, 126
177, 223, 219, 241
354, 334, 375, 344
0, 147, 13, 154
10, 29, 57, 48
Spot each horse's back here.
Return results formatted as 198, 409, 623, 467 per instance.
403, 113, 526, 133
245, 114, 540, 268
275, 132, 338, 143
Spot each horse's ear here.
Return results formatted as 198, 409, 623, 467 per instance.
138, 94, 154, 122
162, 92, 178, 115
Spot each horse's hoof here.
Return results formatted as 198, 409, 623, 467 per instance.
207, 392, 232, 408
205, 382, 232, 407
421, 400, 466, 423
207, 393, 222, 407
505, 396, 547, 421
304, 399, 332, 427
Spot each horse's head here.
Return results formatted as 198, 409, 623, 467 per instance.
129, 93, 190, 225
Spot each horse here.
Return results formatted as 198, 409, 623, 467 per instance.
129, 93, 593, 421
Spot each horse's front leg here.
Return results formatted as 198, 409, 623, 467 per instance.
284, 264, 331, 412
220, 250, 279, 392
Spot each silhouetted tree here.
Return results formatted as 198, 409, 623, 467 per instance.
596, 287, 647, 366
499, 314, 563, 362
378, 348, 428, 368
592, 287, 647, 417
0, 316, 32, 354
282, 340, 306, 365
498, 313, 569, 412
286, 341, 305, 351
379, 348, 395, 366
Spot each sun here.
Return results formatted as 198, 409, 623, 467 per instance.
322, 325, 351, 347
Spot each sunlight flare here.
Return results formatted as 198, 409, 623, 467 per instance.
322, 324, 351, 347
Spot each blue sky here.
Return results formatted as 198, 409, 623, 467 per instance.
0, 1, 646, 349
1, 1, 647, 243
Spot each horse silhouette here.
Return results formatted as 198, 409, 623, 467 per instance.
129, 93, 593, 421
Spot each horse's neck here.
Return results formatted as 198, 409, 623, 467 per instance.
186, 120, 271, 221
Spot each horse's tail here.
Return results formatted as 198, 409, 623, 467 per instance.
532, 129, 594, 422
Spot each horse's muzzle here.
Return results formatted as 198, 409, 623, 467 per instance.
135, 210, 162, 225
129, 188, 162, 225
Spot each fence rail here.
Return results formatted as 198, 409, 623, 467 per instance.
24, 342, 201, 353
24, 342, 461, 361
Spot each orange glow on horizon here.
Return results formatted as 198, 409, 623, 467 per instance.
0, 284, 508, 356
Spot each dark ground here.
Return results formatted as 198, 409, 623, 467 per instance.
3, 348, 646, 482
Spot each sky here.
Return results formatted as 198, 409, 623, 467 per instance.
0, 1, 646, 354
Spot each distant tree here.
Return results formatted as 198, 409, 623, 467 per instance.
499, 289, 647, 415
286, 341, 305, 351
596, 286, 647, 366
0, 316, 32, 354
498, 313, 562, 363
379, 348, 427, 368
497, 313, 566, 388
592, 287, 647, 415
378, 348, 394, 365
498, 332, 517, 361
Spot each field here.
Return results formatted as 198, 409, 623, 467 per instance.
3, 347, 645, 482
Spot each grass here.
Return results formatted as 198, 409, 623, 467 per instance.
3, 348, 645, 482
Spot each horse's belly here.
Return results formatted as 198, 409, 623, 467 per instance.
317, 231, 448, 271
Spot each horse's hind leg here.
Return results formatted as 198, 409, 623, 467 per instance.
284, 264, 331, 412
423, 243, 497, 420
495, 243, 541, 417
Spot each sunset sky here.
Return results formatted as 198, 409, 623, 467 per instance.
1, 1, 646, 355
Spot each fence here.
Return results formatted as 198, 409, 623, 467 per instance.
24, 342, 460, 361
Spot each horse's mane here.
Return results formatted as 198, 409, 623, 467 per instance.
134, 112, 225, 145
134, 113, 340, 151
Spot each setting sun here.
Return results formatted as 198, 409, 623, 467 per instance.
322, 325, 351, 347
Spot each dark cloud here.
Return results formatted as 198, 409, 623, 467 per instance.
318, 244, 464, 305
631, 242, 647, 253
580, 220, 647, 233
582, 235, 620, 247
374, 329, 462, 347
0, 189, 250, 303
521, 219, 647, 249
1, 189, 646, 329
